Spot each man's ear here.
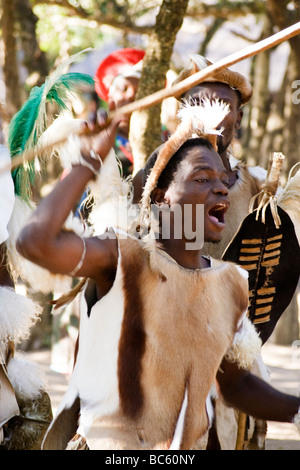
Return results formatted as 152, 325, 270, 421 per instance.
132, 169, 144, 203
235, 109, 243, 130
151, 187, 168, 206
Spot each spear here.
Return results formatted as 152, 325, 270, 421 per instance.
1, 20, 300, 175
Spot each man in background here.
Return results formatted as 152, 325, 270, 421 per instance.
94, 48, 145, 176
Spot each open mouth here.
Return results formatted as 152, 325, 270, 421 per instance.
208, 203, 229, 225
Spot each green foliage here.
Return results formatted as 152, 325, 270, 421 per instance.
34, 5, 107, 65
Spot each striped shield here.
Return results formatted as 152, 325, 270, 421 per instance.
222, 205, 300, 344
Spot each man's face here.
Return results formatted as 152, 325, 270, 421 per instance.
108, 75, 140, 109
163, 145, 230, 244
182, 83, 243, 155
107, 76, 140, 136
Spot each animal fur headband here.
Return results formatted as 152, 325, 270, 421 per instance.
173, 55, 253, 105
140, 98, 230, 212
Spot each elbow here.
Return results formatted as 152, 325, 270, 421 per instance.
216, 378, 234, 408
17, 223, 51, 264
216, 359, 250, 408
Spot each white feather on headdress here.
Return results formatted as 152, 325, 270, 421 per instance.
178, 97, 229, 139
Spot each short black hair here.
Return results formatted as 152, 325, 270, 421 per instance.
143, 137, 214, 190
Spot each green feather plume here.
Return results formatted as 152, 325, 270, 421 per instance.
8, 49, 94, 203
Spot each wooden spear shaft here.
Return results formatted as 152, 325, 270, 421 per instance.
110, 21, 300, 117
1, 21, 300, 174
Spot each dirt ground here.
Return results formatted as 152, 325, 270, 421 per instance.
24, 342, 300, 451
261, 342, 300, 450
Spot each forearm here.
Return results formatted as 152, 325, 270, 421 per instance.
217, 359, 300, 424
30, 165, 93, 237
17, 164, 93, 253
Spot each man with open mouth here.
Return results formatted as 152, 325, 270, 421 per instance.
16, 99, 300, 450
173, 55, 267, 260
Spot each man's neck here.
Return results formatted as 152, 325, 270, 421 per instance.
155, 238, 210, 270
219, 149, 238, 188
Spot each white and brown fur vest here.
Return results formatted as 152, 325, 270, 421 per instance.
43, 234, 255, 450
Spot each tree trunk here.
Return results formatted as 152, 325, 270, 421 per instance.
14, 0, 49, 88
282, 47, 300, 171
266, 0, 300, 170
130, 0, 189, 174
246, 14, 272, 169
199, 17, 226, 57
0, 0, 23, 123
270, 289, 300, 345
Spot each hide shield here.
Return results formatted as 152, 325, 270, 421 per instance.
222, 205, 300, 344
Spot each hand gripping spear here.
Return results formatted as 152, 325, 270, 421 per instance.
1, 21, 300, 175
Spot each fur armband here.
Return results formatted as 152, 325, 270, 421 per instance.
7, 355, 47, 400
59, 133, 102, 175
73, 149, 102, 178
225, 316, 262, 370
0, 286, 41, 344
38, 114, 102, 177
